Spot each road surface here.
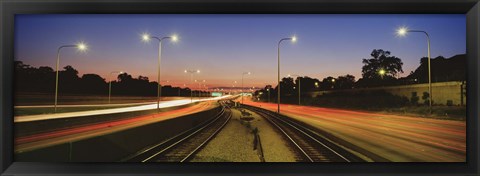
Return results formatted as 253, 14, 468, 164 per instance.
15, 96, 231, 122
15, 100, 219, 152
243, 99, 466, 162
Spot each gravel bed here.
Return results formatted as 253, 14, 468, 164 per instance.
190, 108, 260, 162
243, 109, 297, 162
191, 107, 297, 162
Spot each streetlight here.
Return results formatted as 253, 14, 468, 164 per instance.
54, 42, 88, 112
266, 88, 270, 103
185, 69, 200, 102
233, 81, 237, 95
195, 79, 205, 99
331, 78, 336, 89
194, 80, 198, 97
378, 69, 386, 79
202, 80, 206, 97
288, 74, 302, 105
396, 26, 432, 113
277, 36, 297, 113
108, 71, 124, 104
142, 33, 178, 110
180, 83, 187, 96
204, 85, 209, 97
241, 72, 251, 104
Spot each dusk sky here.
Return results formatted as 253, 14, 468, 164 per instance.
15, 14, 465, 88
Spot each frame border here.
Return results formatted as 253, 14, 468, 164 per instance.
1, 0, 479, 175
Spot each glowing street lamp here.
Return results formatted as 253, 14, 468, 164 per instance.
141, 33, 178, 110
241, 72, 251, 104
54, 42, 88, 112
330, 78, 336, 89
288, 74, 302, 105
277, 35, 297, 113
379, 69, 386, 75
378, 69, 386, 79
185, 69, 200, 102
396, 26, 432, 113
266, 88, 270, 103
108, 71, 124, 104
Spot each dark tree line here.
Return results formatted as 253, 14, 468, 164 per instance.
253, 74, 356, 103
356, 49, 465, 87
14, 61, 209, 97
253, 49, 466, 104
15, 48, 465, 100
406, 54, 466, 83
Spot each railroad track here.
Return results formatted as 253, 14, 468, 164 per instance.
122, 101, 232, 162
242, 104, 365, 162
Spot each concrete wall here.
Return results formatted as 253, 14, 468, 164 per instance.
307, 81, 466, 106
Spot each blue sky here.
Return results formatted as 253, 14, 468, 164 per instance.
15, 14, 465, 88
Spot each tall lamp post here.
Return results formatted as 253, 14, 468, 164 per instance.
267, 88, 270, 103
288, 74, 302, 105
195, 79, 205, 99
142, 33, 178, 110
185, 69, 200, 102
180, 83, 186, 96
54, 42, 88, 112
202, 80, 206, 97
241, 72, 251, 104
108, 71, 124, 104
277, 36, 297, 113
396, 27, 432, 114
232, 81, 237, 95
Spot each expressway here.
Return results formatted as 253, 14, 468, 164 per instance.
15, 101, 154, 108
15, 100, 221, 152
243, 99, 466, 162
15, 96, 230, 122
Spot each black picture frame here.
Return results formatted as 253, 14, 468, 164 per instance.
1, 0, 479, 175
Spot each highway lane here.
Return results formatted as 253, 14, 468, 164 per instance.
15, 100, 218, 152
15, 95, 231, 122
243, 99, 466, 162
15, 101, 155, 108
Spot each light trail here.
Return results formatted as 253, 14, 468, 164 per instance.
15, 101, 155, 108
15, 101, 217, 152
15, 95, 231, 123
243, 99, 466, 162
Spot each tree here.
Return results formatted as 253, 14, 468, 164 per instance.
320, 76, 336, 90
406, 54, 466, 83
59, 65, 80, 93
138, 76, 149, 82
280, 77, 295, 97
294, 76, 320, 92
61, 65, 79, 79
118, 72, 133, 83
361, 49, 403, 80
81, 74, 107, 94
335, 74, 355, 89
